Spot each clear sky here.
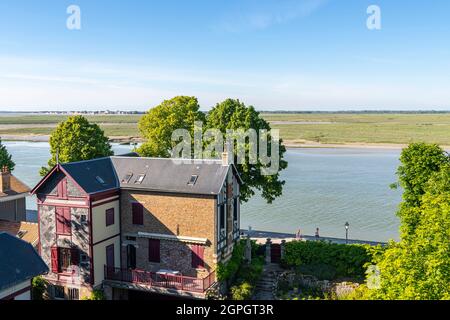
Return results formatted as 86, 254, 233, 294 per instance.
0, 0, 449, 111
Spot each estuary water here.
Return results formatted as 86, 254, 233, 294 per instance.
4, 141, 402, 242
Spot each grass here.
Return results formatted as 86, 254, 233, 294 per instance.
3, 113, 450, 145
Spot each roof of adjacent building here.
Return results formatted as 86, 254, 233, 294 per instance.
32, 155, 242, 196
0, 232, 48, 291
0, 220, 39, 247
111, 157, 235, 195
0, 175, 30, 198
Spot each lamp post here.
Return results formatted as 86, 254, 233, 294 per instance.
345, 222, 350, 244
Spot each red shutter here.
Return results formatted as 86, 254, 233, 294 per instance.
51, 247, 59, 273
148, 239, 160, 263
56, 208, 64, 234
191, 245, 205, 269
64, 207, 71, 235
71, 248, 79, 266
132, 203, 143, 225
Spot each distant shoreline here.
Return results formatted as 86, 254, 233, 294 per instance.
1, 134, 413, 150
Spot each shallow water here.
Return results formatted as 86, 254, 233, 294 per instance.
4, 142, 402, 242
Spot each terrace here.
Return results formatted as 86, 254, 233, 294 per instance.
104, 266, 216, 298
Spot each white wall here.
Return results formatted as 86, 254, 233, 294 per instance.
92, 199, 120, 244
92, 236, 121, 287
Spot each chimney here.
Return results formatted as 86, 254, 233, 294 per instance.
0, 166, 11, 193
222, 152, 231, 166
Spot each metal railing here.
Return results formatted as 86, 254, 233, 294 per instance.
104, 266, 216, 293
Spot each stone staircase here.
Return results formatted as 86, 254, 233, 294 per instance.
252, 264, 283, 300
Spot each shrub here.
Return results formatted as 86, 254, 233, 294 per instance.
31, 276, 46, 300
82, 289, 106, 300
282, 241, 383, 280
231, 282, 253, 300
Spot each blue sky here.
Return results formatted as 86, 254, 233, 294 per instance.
0, 0, 450, 111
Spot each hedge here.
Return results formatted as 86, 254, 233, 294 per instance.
282, 240, 383, 280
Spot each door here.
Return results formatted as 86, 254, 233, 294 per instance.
271, 243, 281, 263
106, 244, 115, 270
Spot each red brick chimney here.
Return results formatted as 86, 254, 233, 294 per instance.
0, 166, 11, 193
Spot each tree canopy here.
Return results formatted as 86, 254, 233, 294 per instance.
137, 96, 205, 157
137, 97, 288, 203
206, 99, 288, 203
364, 143, 450, 300
40, 115, 113, 176
0, 138, 15, 171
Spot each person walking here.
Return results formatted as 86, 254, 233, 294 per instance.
315, 227, 320, 239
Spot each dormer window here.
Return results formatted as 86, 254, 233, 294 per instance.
135, 174, 145, 184
122, 172, 133, 184
188, 175, 198, 186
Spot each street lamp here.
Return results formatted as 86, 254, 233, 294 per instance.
345, 222, 350, 244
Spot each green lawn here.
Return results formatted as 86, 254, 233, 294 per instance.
2, 113, 450, 145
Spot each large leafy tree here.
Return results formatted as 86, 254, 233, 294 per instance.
393, 143, 449, 236
206, 99, 288, 203
137, 96, 206, 157
363, 143, 450, 300
40, 115, 113, 176
0, 138, 15, 171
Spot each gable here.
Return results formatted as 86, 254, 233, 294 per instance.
31, 166, 86, 197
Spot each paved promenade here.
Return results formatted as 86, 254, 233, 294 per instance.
242, 229, 387, 246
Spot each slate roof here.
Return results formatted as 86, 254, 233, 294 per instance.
32, 155, 241, 196
60, 157, 119, 194
0, 232, 48, 291
111, 157, 233, 195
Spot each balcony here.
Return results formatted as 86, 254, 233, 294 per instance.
104, 266, 216, 295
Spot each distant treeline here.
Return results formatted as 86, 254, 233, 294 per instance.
259, 110, 450, 114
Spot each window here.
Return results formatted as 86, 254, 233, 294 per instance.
53, 285, 65, 299
122, 172, 133, 184
219, 205, 225, 231
59, 248, 72, 273
188, 175, 198, 185
127, 245, 136, 269
135, 174, 146, 184
68, 288, 79, 301
80, 214, 87, 224
106, 208, 115, 226
80, 253, 89, 266
233, 198, 238, 221
132, 202, 144, 225
148, 239, 160, 263
56, 207, 71, 235
191, 245, 205, 269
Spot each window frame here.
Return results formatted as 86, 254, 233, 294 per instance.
132, 202, 144, 225
105, 208, 115, 227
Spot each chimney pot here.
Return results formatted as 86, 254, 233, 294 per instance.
0, 166, 11, 193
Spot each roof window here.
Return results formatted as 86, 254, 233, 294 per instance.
135, 174, 146, 184
122, 172, 133, 184
96, 176, 106, 184
188, 175, 198, 185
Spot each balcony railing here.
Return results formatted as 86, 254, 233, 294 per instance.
104, 266, 216, 294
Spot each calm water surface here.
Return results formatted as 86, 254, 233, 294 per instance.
4, 142, 402, 242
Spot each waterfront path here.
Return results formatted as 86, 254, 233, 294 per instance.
242, 229, 387, 246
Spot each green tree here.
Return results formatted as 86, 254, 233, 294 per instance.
0, 138, 15, 171
206, 99, 287, 203
393, 143, 449, 236
40, 115, 113, 176
137, 96, 206, 157
363, 143, 450, 300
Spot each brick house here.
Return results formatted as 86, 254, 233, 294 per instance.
31, 154, 242, 300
